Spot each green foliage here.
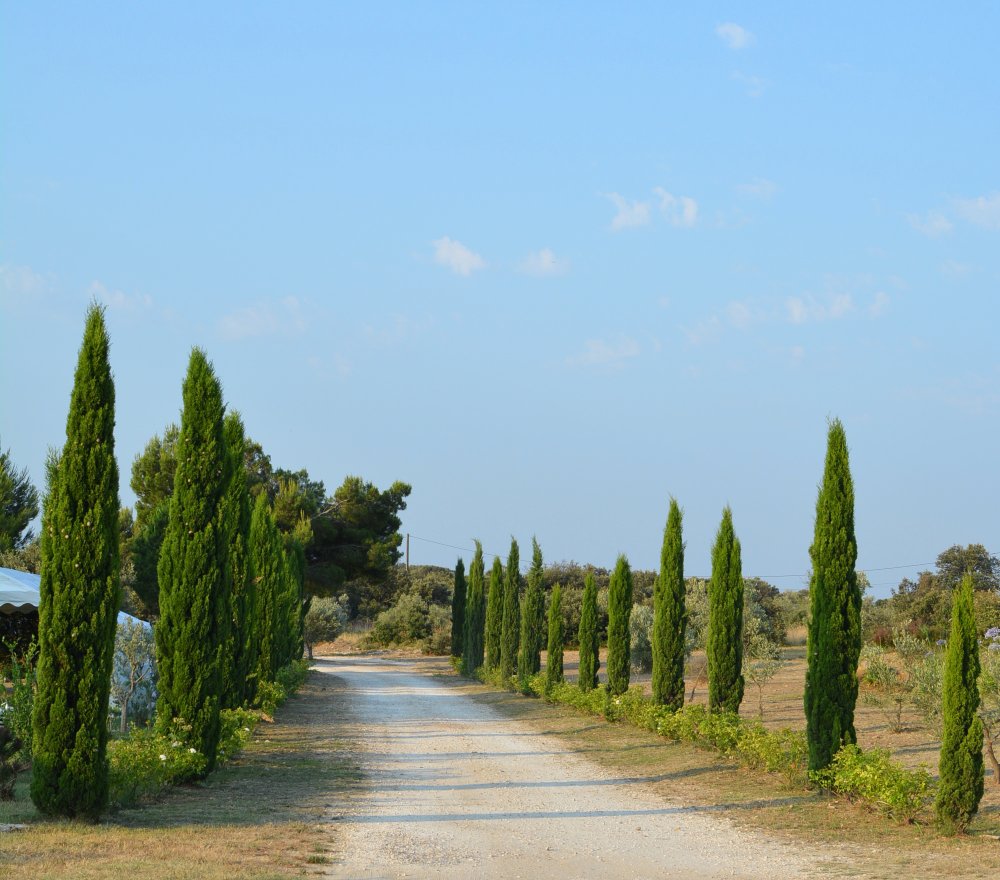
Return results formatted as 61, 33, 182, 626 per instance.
370, 592, 432, 645
423, 605, 451, 655
499, 539, 521, 680
108, 727, 208, 806
805, 419, 861, 772
707, 507, 744, 714
303, 595, 349, 658
450, 558, 466, 658
130, 424, 180, 533
32, 305, 121, 820
577, 571, 600, 690
0, 721, 22, 800
518, 538, 545, 681
484, 556, 503, 671
129, 502, 167, 618
1, 639, 37, 765
110, 620, 156, 733
249, 493, 282, 694
811, 745, 932, 823
606, 554, 633, 696
744, 624, 783, 720
629, 604, 653, 673
256, 659, 310, 715
546, 583, 564, 687
652, 498, 685, 710
936, 574, 984, 833
154, 348, 231, 775
461, 541, 486, 675
0, 438, 40, 551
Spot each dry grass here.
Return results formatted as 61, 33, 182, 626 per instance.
0, 673, 360, 880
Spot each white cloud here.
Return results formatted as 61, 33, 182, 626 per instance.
519, 248, 569, 277
732, 71, 768, 97
218, 297, 306, 340
785, 293, 853, 324
607, 193, 651, 230
907, 210, 953, 237
88, 280, 152, 312
0, 264, 49, 301
431, 236, 485, 276
953, 192, 1000, 230
567, 335, 640, 368
736, 177, 777, 199
716, 22, 754, 49
653, 188, 698, 227
868, 291, 890, 318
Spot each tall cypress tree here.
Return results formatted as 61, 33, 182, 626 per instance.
518, 537, 545, 679
450, 558, 467, 658
578, 571, 600, 691
652, 498, 685, 710
707, 507, 744, 714
221, 412, 253, 709
485, 555, 504, 671
499, 538, 520, 680
546, 582, 564, 687
249, 493, 282, 689
31, 305, 120, 819
606, 554, 633, 696
155, 349, 231, 773
804, 419, 862, 771
461, 541, 486, 675
936, 574, 984, 833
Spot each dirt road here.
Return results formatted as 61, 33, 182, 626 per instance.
319, 656, 822, 880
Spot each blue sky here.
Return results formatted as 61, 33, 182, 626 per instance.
2, 4, 998, 596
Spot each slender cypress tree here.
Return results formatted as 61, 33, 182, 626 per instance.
450, 558, 467, 658
578, 571, 600, 690
652, 498, 685, 710
155, 349, 232, 773
31, 305, 120, 819
221, 412, 254, 709
461, 541, 486, 675
499, 538, 520, 680
518, 537, 545, 679
804, 419, 862, 771
249, 493, 282, 688
485, 556, 503, 671
707, 507, 744, 714
936, 574, 984, 833
546, 582, 564, 687
606, 554, 633, 696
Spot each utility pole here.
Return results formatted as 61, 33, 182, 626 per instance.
406, 532, 410, 570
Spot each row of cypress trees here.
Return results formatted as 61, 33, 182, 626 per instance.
30, 306, 304, 819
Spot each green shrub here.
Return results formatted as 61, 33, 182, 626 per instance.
370, 592, 432, 646
257, 659, 310, 715
1, 638, 37, 764
423, 605, 451, 655
108, 727, 209, 807
629, 604, 653, 674
218, 707, 257, 762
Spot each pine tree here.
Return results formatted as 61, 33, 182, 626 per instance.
485, 556, 503, 671
450, 558, 467, 658
249, 493, 283, 688
518, 537, 545, 680
578, 571, 600, 690
804, 419, 862, 771
606, 554, 633, 696
31, 305, 120, 819
652, 498, 685, 711
154, 349, 232, 773
707, 507, 744, 714
461, 541, 486, 675
936, 574, 984, 833
221, 412, 254, 709
499, 538, 520, 680
546, 582, 564, 687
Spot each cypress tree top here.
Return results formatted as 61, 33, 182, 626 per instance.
451, 558, 466, 658
518, 537, 545, 679
485, 555, 504, 671
606, 554, 633, 696
461, 540, 486, 675
499, 538, 520, 679
707, 506, 744, 714
652, 498, 685, 711
577, 570, 600, 691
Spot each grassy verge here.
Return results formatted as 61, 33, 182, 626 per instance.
0, 670, 361, 880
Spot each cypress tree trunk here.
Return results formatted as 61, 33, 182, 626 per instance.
499, 538, 520, 680
652, 498, 685, 710
546, 582, 564, 687
450, 558, 466, 658
461, 541, 486, 675
485, 556, 503, 671
249, 493, 282, 690
221, 412, 253, 709
578, 571, 600, 690
707, 507, 744, 714
804, 419, 861, 771
936, 574, 984, 833
518, 538, 545, 679
31, 305, 120, 819
154, 349, 232, 773
606, 554, 633, 696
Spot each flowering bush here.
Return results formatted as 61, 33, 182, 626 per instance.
108, 728, 207, 807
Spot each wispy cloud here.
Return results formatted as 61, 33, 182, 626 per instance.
786, 293, 853, 324
907, 210, 953, 237
0, 264, 49, 301
432, 236, 485, 276
941, 260, 972, 279
519, 248, 569, 277
716, 22, 754, 49
726, 300, 753, 328
567, 334, 640, 368
218, 297, 307, 340
88, 280, 152, 312
953, 192, 1000, 230
607, 193, 651, 231
736, 177, 777, 199
683, 315, 723, 346
868, 291, 890, 318
653, 188, 698, 227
